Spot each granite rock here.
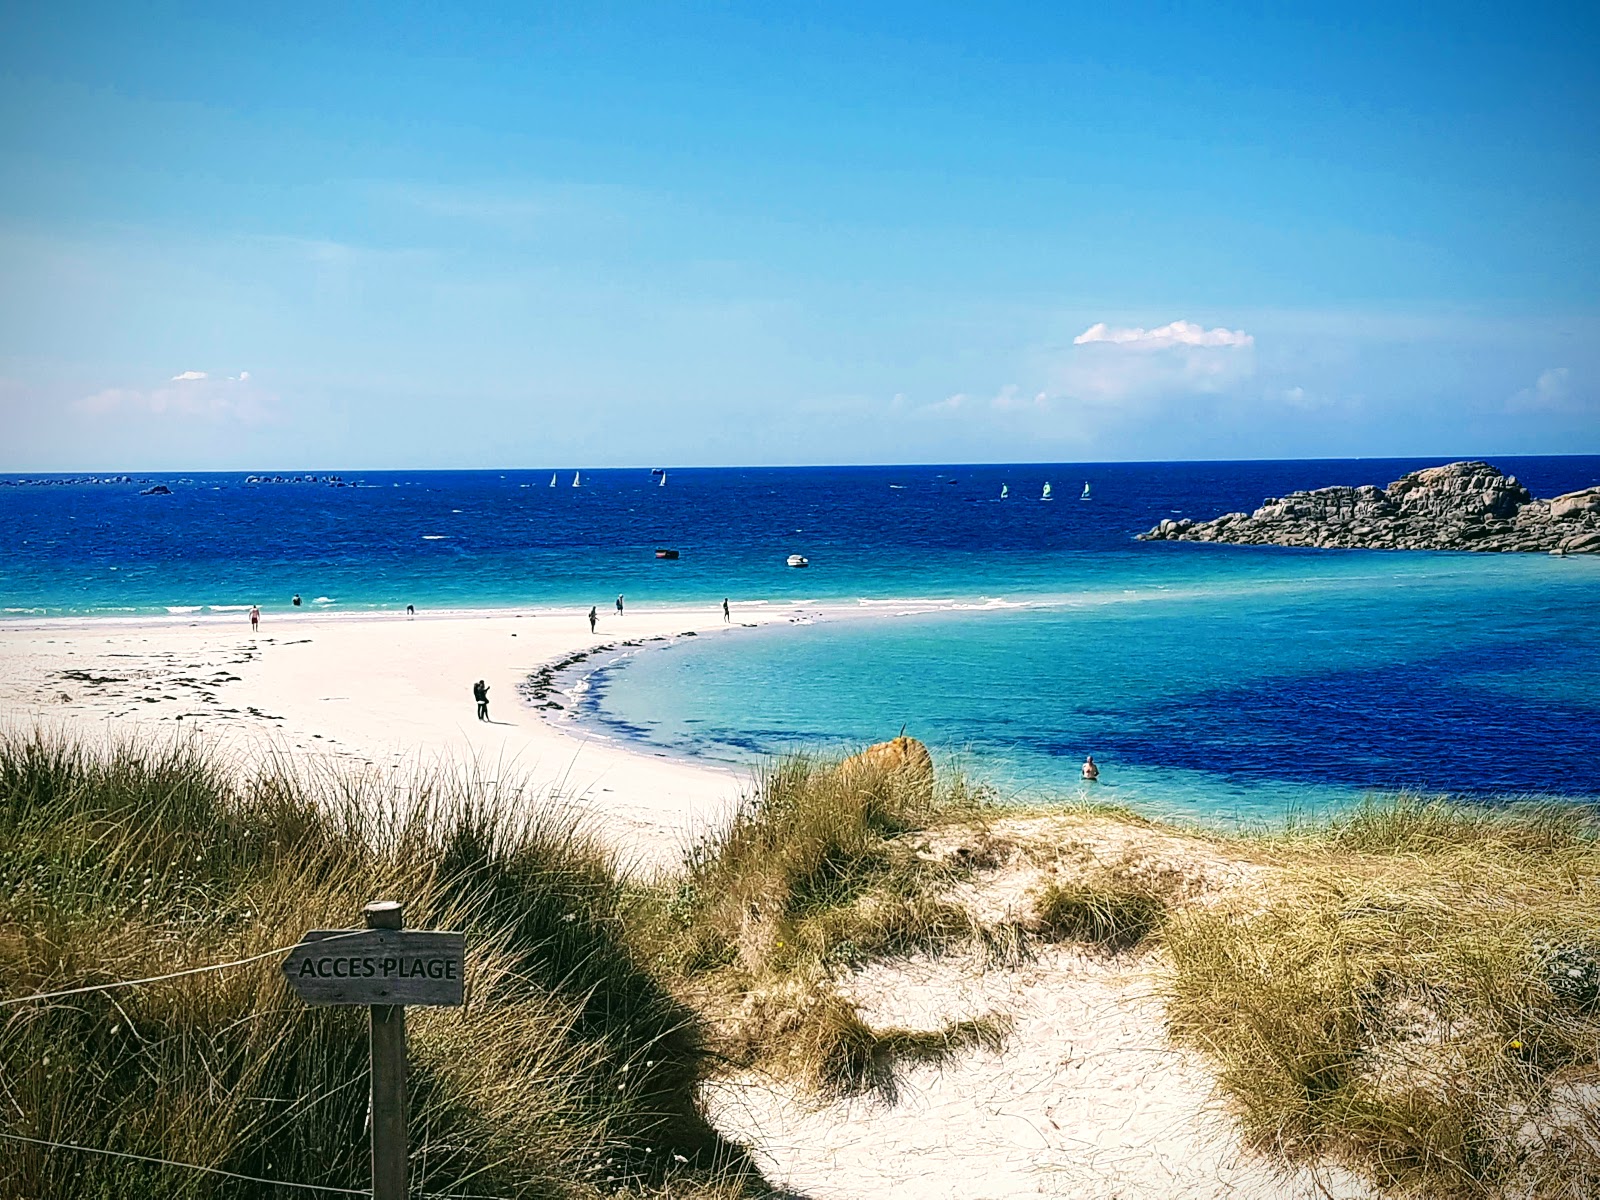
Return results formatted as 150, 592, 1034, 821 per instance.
1140, 462, 1600, 553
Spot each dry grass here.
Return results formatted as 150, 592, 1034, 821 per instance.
1165, 796, 1600, 1199
0, 730, 760, 1199
656, 753, 1010, 1096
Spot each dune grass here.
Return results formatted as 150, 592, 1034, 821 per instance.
653, 752, 1009, 1096
0, 731, 757, 1200
8, 729, 1596, 1199
1164, 796, 1600, 1199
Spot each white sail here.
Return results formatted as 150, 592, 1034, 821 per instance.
1000, 483, 1008, 499
1041, 481, 1052, 501
549, 472, 557, 487
659, 472, 666, 487
572, 472, 581, 488
1080, 481, 1091, 500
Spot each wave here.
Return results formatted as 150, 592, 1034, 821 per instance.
312, 596, 336, 605
422, 535, 449, 540
165, 606, 203, 614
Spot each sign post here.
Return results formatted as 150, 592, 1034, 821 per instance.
282, 901, 465, 1200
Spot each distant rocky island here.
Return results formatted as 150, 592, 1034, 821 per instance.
1140, 460, 1600, 554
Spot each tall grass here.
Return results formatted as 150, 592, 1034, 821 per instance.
1165, 797, 1600, 1199
0, 731, 757, 1199
657, 753, 1005, 1095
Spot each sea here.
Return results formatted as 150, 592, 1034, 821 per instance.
4, 457, 1598, 820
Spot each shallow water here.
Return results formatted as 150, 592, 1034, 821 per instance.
577, 553, 1600, 817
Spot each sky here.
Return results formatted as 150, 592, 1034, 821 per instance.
1, 1, 1597, 470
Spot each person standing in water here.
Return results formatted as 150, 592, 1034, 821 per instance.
249, 605, 260, 632
473, 680, 489, 721
292, 593, 302, 607
615, 594, 624, 616
588, 606, 598, 633
722, 597, 730, 623
1081, 754, 1099, 782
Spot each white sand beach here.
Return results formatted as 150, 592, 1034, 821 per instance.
0, 604, 1372, 1199
0, 603, 794, 872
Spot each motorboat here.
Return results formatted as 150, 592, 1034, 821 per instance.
786, 554, 809, 568
655, 549, 680, 560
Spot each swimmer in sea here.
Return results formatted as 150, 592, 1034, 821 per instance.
1081, 754, 1099, 782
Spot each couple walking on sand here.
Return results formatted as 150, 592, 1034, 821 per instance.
471, 679, 490, 721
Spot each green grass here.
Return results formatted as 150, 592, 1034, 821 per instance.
0, 731, 758, 1200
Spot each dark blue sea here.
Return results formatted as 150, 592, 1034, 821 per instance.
5, 457, 1598, 815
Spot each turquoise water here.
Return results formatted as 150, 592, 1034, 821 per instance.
577, 552, 1600, 818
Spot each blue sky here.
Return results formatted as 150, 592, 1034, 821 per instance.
2, 2, 1596, 469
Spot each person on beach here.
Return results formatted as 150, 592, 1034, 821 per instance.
406, 604, 415, 619
615, 594, 624, 616
249, 605, 259, 631
473, 680, 489, 721
1081, 754, 1099, 782
588, 606, 598, 633
722, 597, 730, 623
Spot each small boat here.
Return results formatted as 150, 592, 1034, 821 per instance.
655, 548, 680, 560
1080, 481, 1091, 501
572, 472, 581, 488
1041, 482, 1053, 501
786, 554, 809, 568
549, 473, 557, 487
659, 472, 667, 487
1000, 483, 1008, 500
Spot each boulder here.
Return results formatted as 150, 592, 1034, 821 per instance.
1550, 487, 1600, 520
139, 484, 172, 496
839, 734, 934, 799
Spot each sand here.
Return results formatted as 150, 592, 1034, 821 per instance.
0, 603, 1373, 1199
0, 603, 801, 872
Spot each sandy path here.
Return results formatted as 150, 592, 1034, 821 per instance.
708, 947, 1369, 1200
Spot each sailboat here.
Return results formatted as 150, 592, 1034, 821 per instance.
659, 472, 667, 487
549, 472, 557, 488
1080, 481, 1091, 501
1000, 483, 1008, 500
572, 471, 581, 488
1041, 482, 1053, 501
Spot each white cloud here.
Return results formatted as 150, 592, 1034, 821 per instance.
1073, 320, 1254, 349
79, 371, 273, 423
1510, 366, 1577, 412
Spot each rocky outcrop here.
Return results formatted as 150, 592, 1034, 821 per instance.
839, 734, 935, 800
1140, 461, 1600, 554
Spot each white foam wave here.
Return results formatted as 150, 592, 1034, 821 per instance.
313, 596, 336, 605
165, 606, 203, 614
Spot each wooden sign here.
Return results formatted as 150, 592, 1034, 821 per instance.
282, 927, 465, 1006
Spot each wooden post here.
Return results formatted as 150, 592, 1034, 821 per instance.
365, 900, 407, 1200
